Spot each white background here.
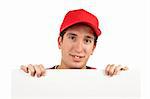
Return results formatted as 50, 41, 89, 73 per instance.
0, 0, 149, 99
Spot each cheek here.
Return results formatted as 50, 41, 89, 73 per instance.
61, 41, 73, 52
84, 45, 94, 55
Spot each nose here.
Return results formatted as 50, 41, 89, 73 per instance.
74, 40, 83, 53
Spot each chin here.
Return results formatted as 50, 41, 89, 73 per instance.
69, 63, 84, 69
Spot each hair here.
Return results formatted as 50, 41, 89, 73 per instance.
60, 23, 98, 45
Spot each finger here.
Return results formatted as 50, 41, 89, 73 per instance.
28, 64, 36, 77
20, 65, 29, 73
114, 65, 122, 75
108, 64, 116, 76
105, 64, 111, 75
39, 64, 46, 76
34, 64, 42, 77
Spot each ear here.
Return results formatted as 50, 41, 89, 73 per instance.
91, 45, 96, 55
58, 36, 63, 49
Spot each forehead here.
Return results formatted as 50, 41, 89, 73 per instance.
65, 23, 95, 36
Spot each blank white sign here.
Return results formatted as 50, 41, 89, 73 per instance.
12, 69, 140, 99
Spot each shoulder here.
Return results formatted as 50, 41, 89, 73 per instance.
86, 66, 96, 69
47, 65, 57, 69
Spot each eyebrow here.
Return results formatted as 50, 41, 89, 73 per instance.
66, 33, 94, 40
66, 33, 77, 36
85, 35, 94, 40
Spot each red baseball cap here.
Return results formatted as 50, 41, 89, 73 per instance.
60, 9, 101, 37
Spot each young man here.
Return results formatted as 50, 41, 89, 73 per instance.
21, 9, 128, 77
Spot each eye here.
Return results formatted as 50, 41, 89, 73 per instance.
84, 39, 92, 44
68, 35, 76, 41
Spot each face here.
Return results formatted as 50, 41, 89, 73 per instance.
58, 24, 96, 69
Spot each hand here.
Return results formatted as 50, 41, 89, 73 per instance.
105, 64, 128, 76
20, 64, 46, 77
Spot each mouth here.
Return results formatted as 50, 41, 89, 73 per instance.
69, 54, 85, 61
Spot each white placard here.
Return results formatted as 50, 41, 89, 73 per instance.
12, 69, 140, 99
